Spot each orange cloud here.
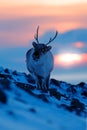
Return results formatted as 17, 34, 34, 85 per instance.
0, 4, 87, 17
81, 53, 87, 64
0, 4, 87, 21
0, 4, 87, 34
0, 31, 33, 46
0, 4, 87, 47
73, 42, 85, 48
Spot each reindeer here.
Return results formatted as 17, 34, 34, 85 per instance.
26, 26, 58, 90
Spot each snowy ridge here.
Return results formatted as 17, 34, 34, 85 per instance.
0, 67, 87, 130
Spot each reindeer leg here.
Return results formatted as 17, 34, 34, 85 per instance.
36, 75, 43, 90
41, 76, 50, 90
41, 78, 46, 90
36, 75, 50, 90
46, 75, 50, 90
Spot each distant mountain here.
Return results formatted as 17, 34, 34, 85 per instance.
40, 28, 87, 44
0, 67, 86, 130
57, 28, 87, 44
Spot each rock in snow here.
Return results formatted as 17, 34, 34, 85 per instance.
0, 67, 87, 130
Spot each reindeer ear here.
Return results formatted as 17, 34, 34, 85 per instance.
47, 46, 52, 51
32, 42, 37, 48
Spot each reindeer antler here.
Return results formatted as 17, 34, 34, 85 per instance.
34, 26, 58, 45
46, 31, 58, 45
34, 26, 39, 44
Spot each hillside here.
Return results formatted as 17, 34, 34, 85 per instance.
0, 67, 87, 130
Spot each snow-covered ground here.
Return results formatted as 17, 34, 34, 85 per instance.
0, 67, 87, 130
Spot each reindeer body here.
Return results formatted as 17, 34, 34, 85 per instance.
26, 26, 58, 90
26, 46, 54, 90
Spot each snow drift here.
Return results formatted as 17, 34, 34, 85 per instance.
0, 67, 86, 130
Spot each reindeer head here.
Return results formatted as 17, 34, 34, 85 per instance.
32, 26, 58, 60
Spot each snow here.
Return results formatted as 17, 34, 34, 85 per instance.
0, 91, 86, 130
0, 67, 86, 130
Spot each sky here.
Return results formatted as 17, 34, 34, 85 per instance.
0, 0, 87, 84
1, 0, 87, 5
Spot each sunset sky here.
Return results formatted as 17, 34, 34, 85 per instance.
0, 0, 87, 84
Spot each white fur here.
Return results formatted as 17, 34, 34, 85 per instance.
26, 48, 54, 77
26, 48, 54, 89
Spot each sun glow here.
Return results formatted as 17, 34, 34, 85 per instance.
54, 53, 82, 67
